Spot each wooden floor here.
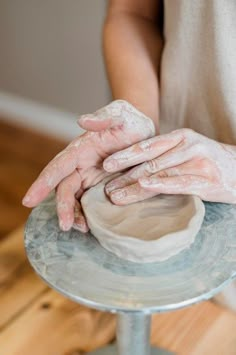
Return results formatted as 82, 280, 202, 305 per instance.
0, 119, 66, 239
1, 118, 236, 355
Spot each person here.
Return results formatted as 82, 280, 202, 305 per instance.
22, 0, 236, 310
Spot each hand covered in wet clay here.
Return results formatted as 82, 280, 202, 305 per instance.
104, 128, 236, 205
22, 100, 155, 232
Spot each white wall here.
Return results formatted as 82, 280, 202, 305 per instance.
0, 0, 109, 116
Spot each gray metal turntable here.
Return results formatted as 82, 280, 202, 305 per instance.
25, 193, 236, 354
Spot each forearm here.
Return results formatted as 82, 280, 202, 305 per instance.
103, 8, 163, 130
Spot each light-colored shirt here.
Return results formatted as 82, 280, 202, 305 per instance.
160, 0, 236, 144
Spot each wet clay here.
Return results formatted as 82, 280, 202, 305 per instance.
81, 177, 205, 263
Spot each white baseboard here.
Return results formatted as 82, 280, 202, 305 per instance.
0, 91, 84, 140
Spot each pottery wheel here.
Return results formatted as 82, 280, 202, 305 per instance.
25, 193, 236, 313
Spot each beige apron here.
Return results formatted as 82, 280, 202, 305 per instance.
160, 0, 236, 309
160, 0, 236, 145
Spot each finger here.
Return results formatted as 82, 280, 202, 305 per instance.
139, 175, 209, 196
78, 101, 125, 132
78, 114, 113, 132
105, 151, 203, 195
73, 200, 89, 233
142, 147, 194, 175
108, 162, 196, 204
103, 130, 184, 173
107, 160, 201, 196
109, 183, 158, 205
147, 162, 195, 178
105, 148, 193, 195
105, 164, 150, 194
56, 170, 82, 231
78, 100, 155, 137
108, 160, 209, 204
22, 146, 80, 207
155, 158, 210, 178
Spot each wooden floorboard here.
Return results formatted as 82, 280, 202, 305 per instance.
0, 119, 236, 354
0, 227, 47, 330
0, 118, 66, 238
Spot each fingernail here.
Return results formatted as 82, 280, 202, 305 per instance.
73, 223, 88, 233
59, 220, 71, 231
111, 189, 126, 201
78, 114, 92, 121
22, 195, 31, 206
78, 114, 103, 123
104, 159, 117, 172
105, 183, 116, 194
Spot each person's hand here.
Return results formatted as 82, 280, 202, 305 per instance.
22, 100, 155, 231
103, 128, 236, 205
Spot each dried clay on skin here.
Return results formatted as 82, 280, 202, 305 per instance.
22, 100, 156, 231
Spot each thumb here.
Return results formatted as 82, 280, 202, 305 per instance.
77, 100, 126, 132
78, 114, 113, 131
